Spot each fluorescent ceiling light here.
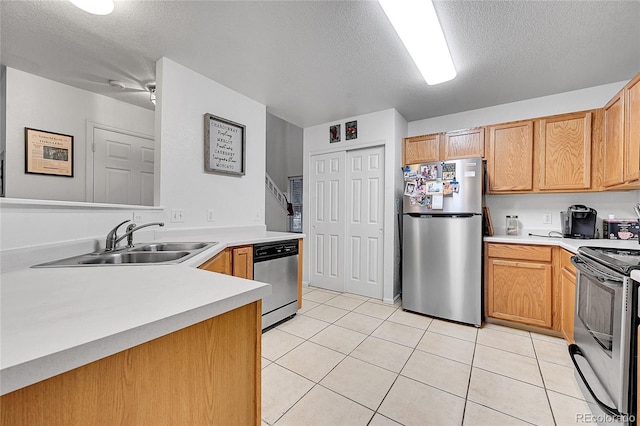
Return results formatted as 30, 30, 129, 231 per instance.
69, 0, 114, 15
378, 0, 456, 85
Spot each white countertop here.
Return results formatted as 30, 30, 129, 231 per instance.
0, 230, 303, 395
484, 234, 640, 253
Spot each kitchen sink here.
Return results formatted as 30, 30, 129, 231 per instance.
78, 251, 191, 264
33, 242, 218, 267
130, 242, 209, 252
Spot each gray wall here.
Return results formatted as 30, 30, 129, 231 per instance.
266, 113, 303, 191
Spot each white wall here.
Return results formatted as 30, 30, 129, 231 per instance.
409, 80, 627, 135
265, 190, 288, 232
3, 67, 155, 202
157, 58, 266, 228
487, 191, 640, 236
1, 59, 268, 252
407, 79, 638, 234
303, 108, 405, 303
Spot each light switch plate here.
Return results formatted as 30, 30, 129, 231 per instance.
543, 213, 552, 224
132, 212, 143, 222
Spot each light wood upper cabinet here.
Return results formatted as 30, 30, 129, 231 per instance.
487, 120, 534, 192
538, 111, 592, 190
232, 245, 254, 279
603, 91, 625, 187
403, 134, 440, 165
624, 73, 640, 183
443, 128, 485, 160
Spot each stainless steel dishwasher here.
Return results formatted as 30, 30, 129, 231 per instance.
254, 239, 299, 330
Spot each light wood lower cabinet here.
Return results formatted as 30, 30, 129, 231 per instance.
486, 243, 556, 329
560, 249, 576, 343
0, 302, 262, 426
199, 248, 232, 274
199, 245, 253, 279
232, 246, 253, 279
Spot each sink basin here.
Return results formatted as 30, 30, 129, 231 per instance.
33, 242, 218, 267
78, 251, 190, 264
130, 242, 210, 252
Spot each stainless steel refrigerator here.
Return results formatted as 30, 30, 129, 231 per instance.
402, 157, 483, 327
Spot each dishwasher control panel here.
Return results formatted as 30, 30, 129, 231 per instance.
253, 239, 299, 262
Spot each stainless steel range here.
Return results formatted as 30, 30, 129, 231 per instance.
571, 246, 640, 425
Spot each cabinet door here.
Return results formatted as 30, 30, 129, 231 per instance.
603, 92, 625, 187
443, 128, 485, 160
403, 134, 440, 164
486, 259, 553, 328
198, 249, 232, 274
560, 267, 576, 343
487, 121, 534, 192
538, 112, 592, 190
624, 74, 640, 182
232, 246, 253, 279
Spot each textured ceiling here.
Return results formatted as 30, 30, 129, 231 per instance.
2, 1, 639, 128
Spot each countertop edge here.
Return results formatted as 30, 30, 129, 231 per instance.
484, 235, 640, 253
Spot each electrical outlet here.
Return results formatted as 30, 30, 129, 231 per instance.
132, 212, 143, 222
543, 213, 552, 224
170, 209, 184, 223
207, 209, 215, 222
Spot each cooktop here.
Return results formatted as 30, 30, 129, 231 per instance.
578, 246, 640, 275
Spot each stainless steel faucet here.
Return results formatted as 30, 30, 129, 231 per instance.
121, 222, 165, 248
104, 220, 164, 251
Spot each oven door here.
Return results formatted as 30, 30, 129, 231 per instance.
571, 255, 632, 421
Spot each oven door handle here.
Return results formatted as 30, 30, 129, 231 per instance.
568, 344, 622, 418
571, 256, 624, 284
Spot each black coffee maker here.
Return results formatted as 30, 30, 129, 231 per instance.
561, 205, 597, 239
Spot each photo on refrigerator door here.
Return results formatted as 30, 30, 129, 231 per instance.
404, 181, 416, 196
420, 164, 438, 179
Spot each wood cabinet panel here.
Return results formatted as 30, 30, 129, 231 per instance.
403, 134, 440, 165
560, 249, 576, 275
0, 302, 262, 426
198, 248, 232, 274
603, 92, 625, 187
232, 246, 253, 279
624, 73, 640, 182
538, 112, 592, 190
487, 121, 534, 192
560, 264, 576, 344
487, 259, 553, 328
486, 243, 552, 262
443, 128, 485, 160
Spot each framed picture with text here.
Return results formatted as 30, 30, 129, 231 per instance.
25, 127, 74, 177
204, 113, 246, 176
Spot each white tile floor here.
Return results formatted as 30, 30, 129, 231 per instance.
262, 286, 593, 426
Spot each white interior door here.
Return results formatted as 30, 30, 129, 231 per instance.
309, 151, 346, 292
346, 146, 385, 298
93, 128, 154, 205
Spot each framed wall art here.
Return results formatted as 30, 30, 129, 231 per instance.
204, 113, 246, 176
346, 120, 357, 140
330, 124, 341, 143
24, 127, 74, 177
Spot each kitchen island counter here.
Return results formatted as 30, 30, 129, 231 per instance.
0, 229, 302, 396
